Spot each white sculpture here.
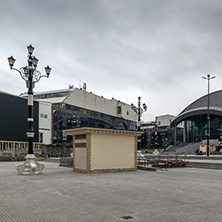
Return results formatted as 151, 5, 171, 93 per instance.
153, 149, 160, 155
137, 150, 144, 158
15, 154, 45, 175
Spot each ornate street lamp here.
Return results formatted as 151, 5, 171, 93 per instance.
131, 97, 147, 150
131, 97, 147, 131
8, 45, 52, 175
202, 74, 215, 156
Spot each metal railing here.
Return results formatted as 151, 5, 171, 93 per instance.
59, 157, 73, 167
137, 153, 187, 169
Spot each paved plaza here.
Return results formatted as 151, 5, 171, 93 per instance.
0, 162, 222, 222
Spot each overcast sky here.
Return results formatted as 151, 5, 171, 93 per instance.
1, 0, 222, 121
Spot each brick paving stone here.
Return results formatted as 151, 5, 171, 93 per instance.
0, 162, 222, 222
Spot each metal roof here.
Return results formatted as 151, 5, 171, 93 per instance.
171, 90, 222, 127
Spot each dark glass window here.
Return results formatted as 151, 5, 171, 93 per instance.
185, 114, 222, 142
117, 106, 121, 114
52, 104, 137, 145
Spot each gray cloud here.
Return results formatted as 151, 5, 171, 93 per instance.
1, 0, 222, 120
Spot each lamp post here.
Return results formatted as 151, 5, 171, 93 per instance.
8, 45, 51, 174
202, 74, 215, 156
151, 121, 160, 148
131, 97, 147, 150
151, 121, 161, 155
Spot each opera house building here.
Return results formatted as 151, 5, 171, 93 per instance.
171, 90, 222, 153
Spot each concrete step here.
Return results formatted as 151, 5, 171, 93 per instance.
186, 162, 222, 170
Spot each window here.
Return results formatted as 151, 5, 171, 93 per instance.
41, 113, 48, 118
117, 106, 121, 114
34, 144, 39, 150
40, 133, 43, 143
75, 134, 86, 140
15, 143, 19, 150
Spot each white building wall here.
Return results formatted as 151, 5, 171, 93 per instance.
156, 114, 184, 128
39, 101, 52, 144
141, 115, 184, 130
156, 115, 176, 127
117, 101, 136, 121
63, 89, 137, 122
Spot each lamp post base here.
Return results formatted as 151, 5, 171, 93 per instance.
153, 149, 160, 155
15, 154, 45, 175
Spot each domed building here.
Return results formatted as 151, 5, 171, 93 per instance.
171, 90, 222, 152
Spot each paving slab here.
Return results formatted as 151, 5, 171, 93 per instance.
0, 162, 222, 222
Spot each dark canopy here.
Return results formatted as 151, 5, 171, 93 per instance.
171, 90, 222, 127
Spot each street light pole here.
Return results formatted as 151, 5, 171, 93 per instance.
137, 96, 141, 131
131, 97, 147, 150
202, 74, 215, 156
8, 45, 52, 174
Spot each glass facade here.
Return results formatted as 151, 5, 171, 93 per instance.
52, 104, 137, 144
145, 127, 183, 149
185, 114, 222, 142
34, 91, 72, 99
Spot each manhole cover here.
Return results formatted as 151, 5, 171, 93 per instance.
122, 215, 134, 220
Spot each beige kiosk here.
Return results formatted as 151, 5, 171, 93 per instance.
64, 127, 141, 173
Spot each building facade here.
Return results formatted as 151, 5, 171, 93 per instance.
1, 87, 138, 156
38, 101, 52, 145
141, 114, 184, 149
33, 86, 137, 145
0, 91, 42, 156
171, 90, 222, 152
